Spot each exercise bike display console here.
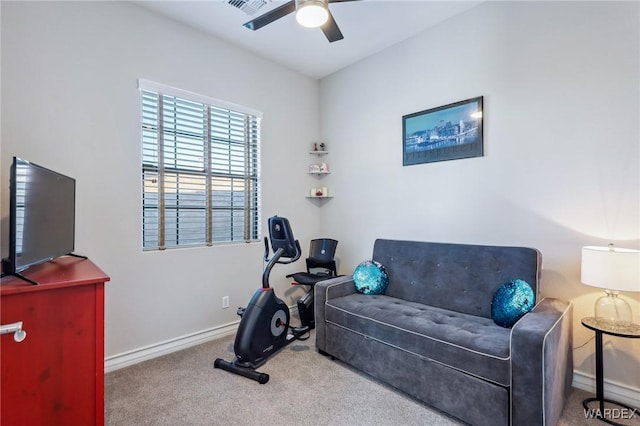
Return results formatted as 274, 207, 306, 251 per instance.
214, 216, 310, 384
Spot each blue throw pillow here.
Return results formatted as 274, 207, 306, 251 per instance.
491, 279, 535, 328
353, 260, 389, 295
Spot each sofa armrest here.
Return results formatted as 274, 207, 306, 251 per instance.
314, 275, 357, 353
511, 298, 573, 426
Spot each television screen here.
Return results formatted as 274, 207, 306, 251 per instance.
6, 157, 76, 274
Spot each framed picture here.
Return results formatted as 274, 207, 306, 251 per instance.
402, 96, 483, 166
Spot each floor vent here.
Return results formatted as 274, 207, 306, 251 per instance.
227, 0, 270, 16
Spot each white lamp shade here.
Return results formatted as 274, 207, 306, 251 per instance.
295, 0, 329, 28
581, 246, 640, 292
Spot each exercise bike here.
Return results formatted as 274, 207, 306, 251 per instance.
214, 216, 310, 384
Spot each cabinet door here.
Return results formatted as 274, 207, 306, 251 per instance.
1, 284, 100, 425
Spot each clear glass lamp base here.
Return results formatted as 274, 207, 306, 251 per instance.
594, 290, 633, 327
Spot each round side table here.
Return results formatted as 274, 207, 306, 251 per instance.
581, 317, 640, 425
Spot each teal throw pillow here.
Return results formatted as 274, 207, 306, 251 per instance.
353, 260, 389, 295
491, 279, 535, 328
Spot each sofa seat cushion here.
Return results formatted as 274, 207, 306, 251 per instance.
325, 293, 512, 386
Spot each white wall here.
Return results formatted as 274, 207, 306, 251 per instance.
320, 1, 639, 393
0, 1, 321, 358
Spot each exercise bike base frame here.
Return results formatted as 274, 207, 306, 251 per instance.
213, 358, 270, 384
214, 326, 309, 383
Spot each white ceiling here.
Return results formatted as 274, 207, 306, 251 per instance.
135, 0, 483, 79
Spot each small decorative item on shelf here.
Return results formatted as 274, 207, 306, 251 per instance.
319, 142, 326, 151
313, 142, 318, 151
322, 187, 328, 196
315, 188, 324, 197
309, 164, 321, 173
320, 163, 329, 172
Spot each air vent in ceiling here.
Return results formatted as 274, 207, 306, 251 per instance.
227, 0, 270, 16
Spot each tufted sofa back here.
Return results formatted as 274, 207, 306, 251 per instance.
372, 239, 541, 319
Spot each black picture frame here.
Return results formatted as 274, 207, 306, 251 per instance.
402, 96, 483, 166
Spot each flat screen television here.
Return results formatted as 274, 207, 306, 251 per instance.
2, 157, 80, 284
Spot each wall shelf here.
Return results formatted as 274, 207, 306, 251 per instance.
308, 147, 331, 202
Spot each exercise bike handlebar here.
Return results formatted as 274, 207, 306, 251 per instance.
263, 236, 269, 261
280, 239, 302, 264
263, 237, 302, 264
262, 237, 302, 289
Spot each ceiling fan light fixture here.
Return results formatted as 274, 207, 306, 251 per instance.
295, 0, 329, 28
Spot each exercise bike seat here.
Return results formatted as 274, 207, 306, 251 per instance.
286, 238, 338, 285
287, 271, 332, 286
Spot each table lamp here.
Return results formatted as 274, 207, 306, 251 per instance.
581, 244, 640, 327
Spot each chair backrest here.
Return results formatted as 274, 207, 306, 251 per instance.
308, 239, 338, 262
306, 239, 338, 276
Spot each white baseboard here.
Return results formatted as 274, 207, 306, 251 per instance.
104, 320, 240, 373
104, 303, 302, 373
573, 370, 640, 409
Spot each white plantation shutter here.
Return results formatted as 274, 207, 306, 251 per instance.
139, 80, 261, 250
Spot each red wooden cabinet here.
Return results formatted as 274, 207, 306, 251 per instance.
1, 257, 109, 425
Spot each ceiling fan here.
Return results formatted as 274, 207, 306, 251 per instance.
243, 0, 359, 43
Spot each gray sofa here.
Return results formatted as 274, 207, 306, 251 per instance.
315, 239, 573, 426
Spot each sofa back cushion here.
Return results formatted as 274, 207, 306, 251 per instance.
372, 239, 541, 318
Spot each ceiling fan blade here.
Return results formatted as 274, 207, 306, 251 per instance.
243, 1, 296, 31
320, 10, 343, 43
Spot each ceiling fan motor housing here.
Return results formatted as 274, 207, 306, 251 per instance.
295, 0, 330, 28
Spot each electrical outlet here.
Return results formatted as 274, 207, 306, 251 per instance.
222, 296, 229, 309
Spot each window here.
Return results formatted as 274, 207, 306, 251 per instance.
139, 80, 261, 250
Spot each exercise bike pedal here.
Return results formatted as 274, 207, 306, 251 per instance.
291, 325, 310, 338
236, 307, 246, 317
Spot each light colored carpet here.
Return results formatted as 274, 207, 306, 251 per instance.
105, 330, 637, 425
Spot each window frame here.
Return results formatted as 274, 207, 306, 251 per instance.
138, 79, 262, 251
